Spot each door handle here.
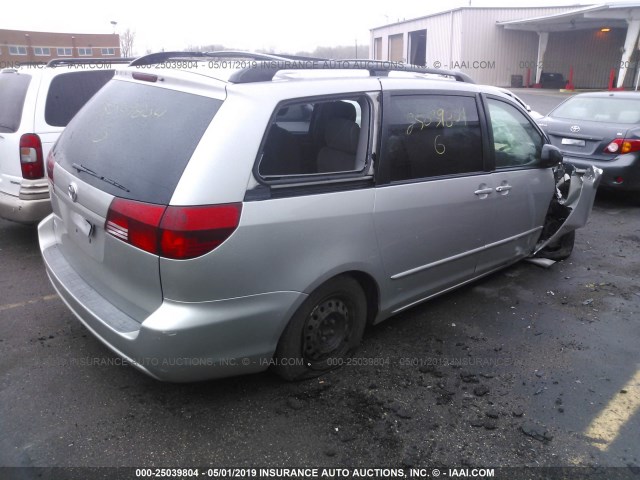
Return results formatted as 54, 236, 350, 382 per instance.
474, 188, 494, 196
495, 185, 512, 193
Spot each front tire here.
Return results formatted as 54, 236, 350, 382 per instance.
536, 230, 575, 261
273, 276, 367, 381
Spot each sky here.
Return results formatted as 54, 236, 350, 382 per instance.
4, 0, 639, 55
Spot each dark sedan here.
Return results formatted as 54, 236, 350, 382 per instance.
537, 92, 640, 191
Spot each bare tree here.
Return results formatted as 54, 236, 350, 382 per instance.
181, 43, 369, 59
120, 28, 136, 57
186, 44, 227, 52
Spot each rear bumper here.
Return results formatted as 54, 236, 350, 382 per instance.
38, 214, 307, 382
563, 154, 640, 191
0, 189, 51, 224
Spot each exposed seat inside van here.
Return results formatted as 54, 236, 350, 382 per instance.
259, 124, 303, 176
317, 119, 360, 172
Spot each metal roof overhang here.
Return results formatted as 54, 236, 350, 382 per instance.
497, 3, 640, 32
498, 3, 640, 88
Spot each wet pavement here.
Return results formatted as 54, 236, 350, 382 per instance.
1, 93, 639, 479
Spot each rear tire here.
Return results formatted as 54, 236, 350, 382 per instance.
536, 230, 575, 261
273, 275, 367, 381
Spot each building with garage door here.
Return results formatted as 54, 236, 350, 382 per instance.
0, 29, 120, 67
370, 3, 640, 89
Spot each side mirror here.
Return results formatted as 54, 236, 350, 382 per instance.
541, 144, 563, 168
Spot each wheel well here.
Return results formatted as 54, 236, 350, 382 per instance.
343, 271, 379, 326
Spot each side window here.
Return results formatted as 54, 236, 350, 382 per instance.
0, 73, 32, 133
384, 95, 483, 181
487, 98, 543, 169
45, 70, 115, 127
258, 96, 369, 178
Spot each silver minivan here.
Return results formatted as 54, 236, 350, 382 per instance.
38, 53, 601, 382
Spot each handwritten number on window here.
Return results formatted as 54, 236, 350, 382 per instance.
406, 107, 466, 135
434, 135, 446, 155
406, 113, 431, 135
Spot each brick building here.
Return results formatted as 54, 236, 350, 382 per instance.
0, 29, 121, 66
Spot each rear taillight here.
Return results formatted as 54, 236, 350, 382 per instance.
160, 205, 242, 259
105, 198, 166, 255
19, 134, 44, 179
604, 138, 640, 154
46, 151, 55, 182
105, 198, 242, 260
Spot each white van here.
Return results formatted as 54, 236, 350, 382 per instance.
0, 59, 129, 223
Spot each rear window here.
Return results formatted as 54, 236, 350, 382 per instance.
45, 70, 115, 127
0, 72, 31, 133
550, 96, 640, 124
55, 80, 222, 204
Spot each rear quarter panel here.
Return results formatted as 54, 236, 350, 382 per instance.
163, 78, 386, 303
159, 189, 383, 302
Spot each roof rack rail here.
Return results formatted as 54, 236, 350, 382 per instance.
266, 53, 327, 62
125, 50, 474, 84
129, 50, 292, 67
227, 59, 475, 84
47, 57, 135, 67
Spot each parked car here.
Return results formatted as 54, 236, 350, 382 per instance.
39, 52, 601, 382
0, 58, 131, 223
537, 91, 640, 191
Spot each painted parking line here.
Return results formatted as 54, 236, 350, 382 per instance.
0, 294, 59, 312
585, 368, 640, 451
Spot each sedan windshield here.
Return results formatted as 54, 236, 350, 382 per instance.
550, 97, 640, 124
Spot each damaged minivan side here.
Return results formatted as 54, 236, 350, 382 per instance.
534, 162, 602, 259
39, 54, 601, 382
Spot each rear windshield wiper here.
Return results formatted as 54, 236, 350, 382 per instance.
72, 163, 130, 192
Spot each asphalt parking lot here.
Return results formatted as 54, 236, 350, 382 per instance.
1, 92, 639, 479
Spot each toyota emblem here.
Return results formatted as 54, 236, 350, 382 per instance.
68, 183, 78, 202
570, 125, 580, 133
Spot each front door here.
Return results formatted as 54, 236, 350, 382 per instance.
475, 96, 555, 273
